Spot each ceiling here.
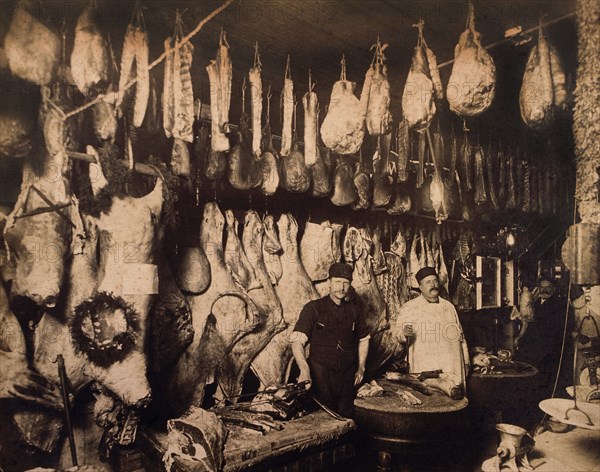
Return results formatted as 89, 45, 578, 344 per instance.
1, 0, 577, 130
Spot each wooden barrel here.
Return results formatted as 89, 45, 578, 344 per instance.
354, 379, 469, 454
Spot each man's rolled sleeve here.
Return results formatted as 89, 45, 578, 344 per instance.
357, 311, 371, 341
290, 302, 316, 344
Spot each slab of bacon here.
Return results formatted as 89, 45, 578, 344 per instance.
206, 30, 232, 152
280, 56, 294, 157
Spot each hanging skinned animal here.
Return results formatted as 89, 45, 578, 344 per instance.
444, 127, 459, 216
373, 134, 393, 207
460, 132, 473, 192
486, 143, 500, 210
530, 162, 539, 214
416, 131, 426, 189
249, 42, 263, 158
431, 127, 448, 222
117, 8, 150, 128
474, 145, 487, 205
206, 29, 232, 153
497, 145, 506, 205
506, 148, 517, 210
280, 55, 294, 157
303, 71, 319, 167
396, 119, 410, 182
330, 157, 358, 206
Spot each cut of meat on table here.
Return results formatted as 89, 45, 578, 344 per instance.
206, 30, 232, 152
262, 214, 283, 285
169, 203, 260, 413
300, 220, 343, 282
70, 5, 110, 96
224, 210, 261, 292
447, 3, 496, 117
252, 214, 319, 388
218, 211, 286, 401
4, 3, 60, 85
321, 56, 365, 155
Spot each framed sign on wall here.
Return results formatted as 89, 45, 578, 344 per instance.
476, 256, 502, 310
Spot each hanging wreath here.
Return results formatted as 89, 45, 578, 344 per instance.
70, 292, 140, 367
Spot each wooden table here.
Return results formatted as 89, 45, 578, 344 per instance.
137, 410, 356, 472
354, 379, 469, 468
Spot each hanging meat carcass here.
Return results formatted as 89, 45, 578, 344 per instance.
487, 144, 500, 210
117, 9, 150, 127
330, 156, 358, 206
364, 40, 393, 136
280, 55, 294, 157
169, 203, 260, 413
279, 103, 310, 193
249, 43, 263, 158
373, 135, 394, 207
260, 89, 280, 196
343, 226, 363, 264
310, 147, 332, 198
459, 133, 474, 192
218, 211, 286, 400
300, 220, 343, 282
70, 5, 110, 96
447, 2, 496, 117
251, 214, 319, 388
402, 21, 438, 131
303, 73, 319, 167
474, 145, 488, 205
371, 223, 387, 275
228, 83, 262, 190
5, 2, 61, 86
224, 210, 261, 291
352, 159, 372, 211
519, 22, 568, 129
321, 56, 365, 155
262, 215, 283, 285
206, 30, 232, 154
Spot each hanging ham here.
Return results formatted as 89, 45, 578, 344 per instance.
402, 29, 436, 130
262, 215, 283, 285
70, 5, 110, 96
321, 56, 365, 155
228, 102, 262, 190
310, 147, 332, 198
224, 210, 260, 291
396, 119, 410, 183
519, 23, 568, 129
5, 2, 60, 85
280, 104, 310, 193
447, 3, 496, 117
352, 160, 371, 211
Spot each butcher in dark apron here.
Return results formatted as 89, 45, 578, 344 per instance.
291, 262, 370, 418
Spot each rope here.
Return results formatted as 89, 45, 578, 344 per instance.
63, 0, 235, 120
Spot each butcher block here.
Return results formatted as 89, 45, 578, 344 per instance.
137, 410, 356, 471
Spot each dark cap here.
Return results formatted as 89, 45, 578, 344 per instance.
329, 262, 353, 281
416, 267, 438, 284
